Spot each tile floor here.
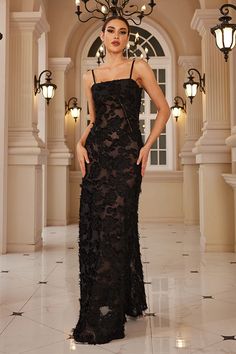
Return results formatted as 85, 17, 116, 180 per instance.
1, 223, 236, 353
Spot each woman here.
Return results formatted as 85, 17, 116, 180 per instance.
73, 16, 170, 345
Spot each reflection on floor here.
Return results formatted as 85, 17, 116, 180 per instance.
0, 223, 236, 354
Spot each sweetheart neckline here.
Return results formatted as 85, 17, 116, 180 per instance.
91, 78, 142, 90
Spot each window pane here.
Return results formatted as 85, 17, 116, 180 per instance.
152, 69, 157, 80
159, 84, 166, 96
159, 134, 166, 149
139, 119, 145, 134
151, 151, 158, 165
159, 151, 166, 165
139, 119, 145, 144
150, 119, 157, 148
149, 36, 165, 56
150, 100, 157, 114
158, 69, 166, 83
140, 90, 145, 114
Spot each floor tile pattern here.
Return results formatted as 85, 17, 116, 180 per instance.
0, 223, 236, 353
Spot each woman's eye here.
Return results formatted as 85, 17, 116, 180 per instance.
107, 29, 114, 33
120, 31, 127, 35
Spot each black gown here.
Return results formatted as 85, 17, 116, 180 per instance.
73, 59, 148, 345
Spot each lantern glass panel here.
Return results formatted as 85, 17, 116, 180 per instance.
215, 28, 223, 49
172, 107, 181, 118
42, 85, 55, 99
223, 27, 234, 48
185, 83, 198, 98
232, 30, 236, 49
70, 107, 80, 119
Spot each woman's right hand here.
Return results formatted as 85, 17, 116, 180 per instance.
77, 142, 90, 178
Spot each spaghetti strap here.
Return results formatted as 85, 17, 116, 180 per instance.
91, 69, 96, 84
129, 59, 135, 79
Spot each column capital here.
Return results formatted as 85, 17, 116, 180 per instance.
10, 11, 50, 39
191, 9, 219, 36
222, 174, 236, 190
49, 58, 73, 73
178, 56, 201, 70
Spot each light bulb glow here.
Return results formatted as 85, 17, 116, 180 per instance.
42, 85, 55, 99
215, 28, 223, 49
176, 337, 187, 348
141, 5, 146, 12
223, 27, 234, 48
70, 107, 80, 119
185, 83, 198, 98
101, 5, 108, 14
172, 107, 181, 118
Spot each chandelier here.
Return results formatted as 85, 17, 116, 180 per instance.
75, 0, 156, 25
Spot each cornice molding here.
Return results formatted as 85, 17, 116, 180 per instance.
191, 9, 219, 36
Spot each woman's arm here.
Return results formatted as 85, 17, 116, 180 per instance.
78, 71, 96, 147
77, 71, 96, 177
135, 59, 171, 176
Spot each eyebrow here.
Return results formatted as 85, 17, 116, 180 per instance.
106, 26, 127, 31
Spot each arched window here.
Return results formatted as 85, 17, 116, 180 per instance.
82, 23, 174, 171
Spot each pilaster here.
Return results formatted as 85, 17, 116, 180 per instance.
178, 56, 202, 225
191, 10, 231, 163
191, 9, 234, 252
7, 11, 49, 252
47, 58, 73, 225
0, 0, 9, 254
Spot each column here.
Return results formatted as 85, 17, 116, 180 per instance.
178, 56, 202, 225
191, 9, 234, 252
0, 0, 9, 254
47, 58, 73, 225
223, 0, 236, 251
7, 11, 49, 252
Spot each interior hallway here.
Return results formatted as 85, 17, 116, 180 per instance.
1, 222, 236, 354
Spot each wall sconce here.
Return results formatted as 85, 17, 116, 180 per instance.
211, 3, 236, 62
65, 97, 82, 122
0, 33, 3, 40
171, 96, 186, 122
34, 70, 57, 105
183, 68, 205, 104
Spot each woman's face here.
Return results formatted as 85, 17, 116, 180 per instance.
100, 19, 129, 54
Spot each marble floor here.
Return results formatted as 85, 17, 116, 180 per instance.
1, 223, 236, 354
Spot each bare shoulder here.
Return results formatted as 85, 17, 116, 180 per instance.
135, 58, 152, 73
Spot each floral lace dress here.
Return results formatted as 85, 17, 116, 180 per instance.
73, 59, 148, 345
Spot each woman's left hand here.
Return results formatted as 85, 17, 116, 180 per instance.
137, 145, 150, 177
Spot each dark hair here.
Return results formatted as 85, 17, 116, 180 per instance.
101, 16, 130, 34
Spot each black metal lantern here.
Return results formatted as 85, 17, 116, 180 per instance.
75, 0, 156, 24
183, 68, 205, 104
211, 4, 236, 62
170, 96, 186, 122
34, 70, 57, 105
65, 97, 82, 122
